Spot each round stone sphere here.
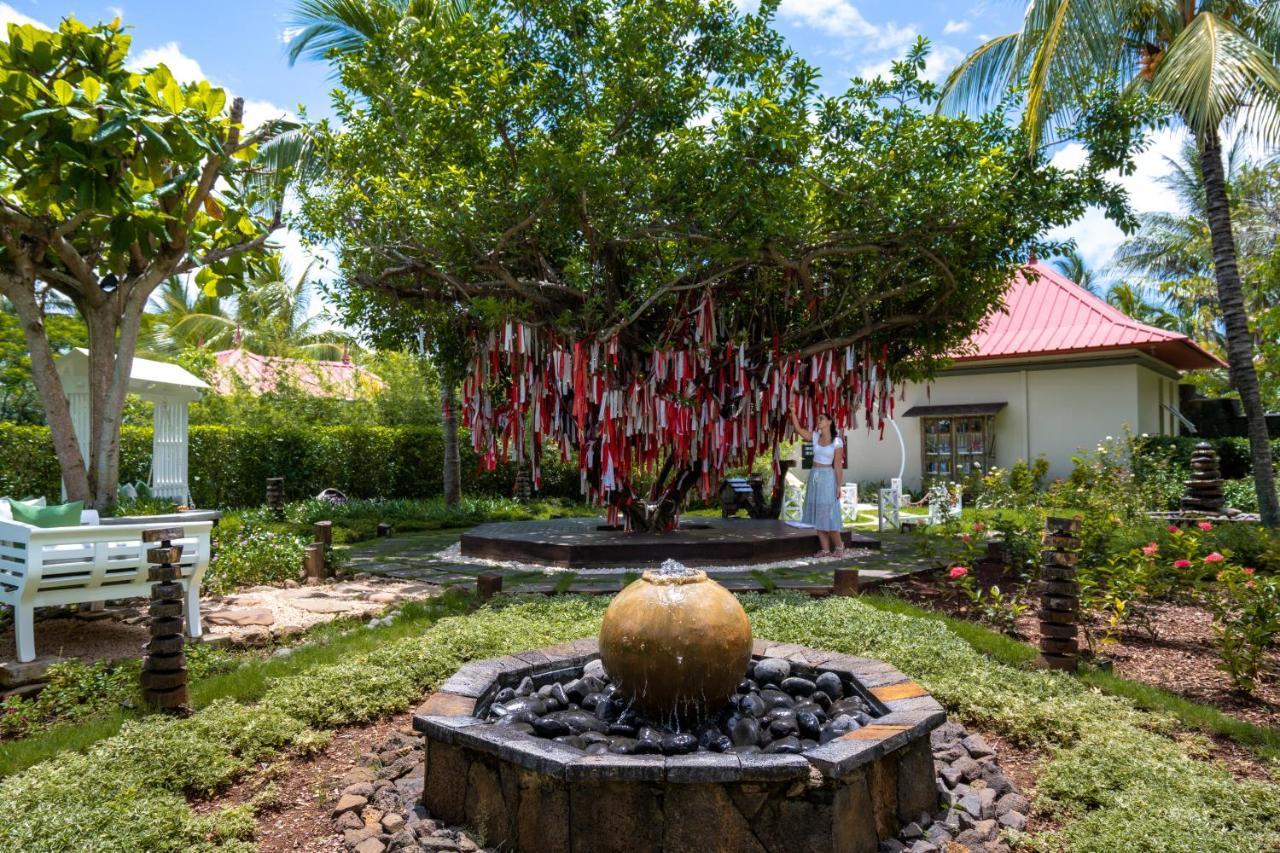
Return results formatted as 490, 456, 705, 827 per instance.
598, 561, 753, 719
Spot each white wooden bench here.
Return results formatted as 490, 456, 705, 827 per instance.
0, 514, 212, 662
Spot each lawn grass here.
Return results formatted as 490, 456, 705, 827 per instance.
0, 593, 473, 779
1, 594, 1277, 851
860, 592, 1280, 763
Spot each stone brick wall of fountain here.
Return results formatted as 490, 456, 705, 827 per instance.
414, 638, 944, 853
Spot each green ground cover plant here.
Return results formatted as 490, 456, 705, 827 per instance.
1, 595, 1276, 851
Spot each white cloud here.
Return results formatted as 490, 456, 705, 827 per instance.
943, 19, 970, 35
0, 2, 46, 30
777, 0, 916, 52
859, 43, 965, 83
241, 98, 299, 130
1048, 128, 1189, 276
130, 41, 208, 83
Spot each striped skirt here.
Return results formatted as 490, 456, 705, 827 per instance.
801, 467, 844, 532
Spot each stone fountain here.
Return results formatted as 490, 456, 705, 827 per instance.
413, 561, 944, 852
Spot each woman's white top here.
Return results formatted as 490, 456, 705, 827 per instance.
811, 436, 843, 466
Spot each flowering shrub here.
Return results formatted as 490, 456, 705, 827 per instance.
207, 528, 308, 594
1207, 564, 1280, 693
943, 523, 1028, 634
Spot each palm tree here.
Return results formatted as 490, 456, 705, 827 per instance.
1051, 246, 1101, 294
286, 0, 471, 506
144, 257, 352, 360
1105, 280, 1187, 331
941, 2, 1280, 526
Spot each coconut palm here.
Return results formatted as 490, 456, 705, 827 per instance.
286, 0, 472, 505
144, 257, 353, 361
940, 1, 1280, 525
1051, 246, 1101, 294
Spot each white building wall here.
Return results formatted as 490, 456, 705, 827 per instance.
841, 357, 1178, 491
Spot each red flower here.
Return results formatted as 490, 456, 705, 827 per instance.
960, 533, 973, 543
1173, 559, 1192, 569
1197, 521, 1213, 532
1247, 580, 1257, 590
973, 522, 985, 532
949, 566, 970, 579
1167, 524, 1181, 534
1243, 567, 1256, 576
1142, 542, 1159, 556
1204, 552, 1225, 564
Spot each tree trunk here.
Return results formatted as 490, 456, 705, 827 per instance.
442, 383, 461, 506
2, 283, 90, 500
1196, 127, 1280, 526
618, 462, 699, 532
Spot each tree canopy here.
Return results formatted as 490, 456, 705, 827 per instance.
301, 0, 1109, 527
0, 17, 290, 505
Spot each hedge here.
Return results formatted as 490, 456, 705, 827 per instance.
1134, 435, 1280, 480
0, 423, 581, 508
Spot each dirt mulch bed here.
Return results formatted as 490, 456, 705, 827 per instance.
893, 575, 1280, 731
192, 713, 412, 851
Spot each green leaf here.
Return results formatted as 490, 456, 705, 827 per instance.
81, 76, 102, 104
51, 79, 74, 106
20, 106, 62, 122
195, 265, 222, 296
90, 115, 129, 144
161, 80, 184, 114
139, 122, 172, 155
205, 87, 226, 119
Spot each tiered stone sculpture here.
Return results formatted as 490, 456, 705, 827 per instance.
266, 476, 285, 520
1181, 441, 1226, 514
1038, 516, 1082, 672
141, 527, 189, 711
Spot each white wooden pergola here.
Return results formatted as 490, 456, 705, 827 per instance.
55, 349, 208, 503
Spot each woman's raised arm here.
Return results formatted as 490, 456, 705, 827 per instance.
788, 402, 813, 441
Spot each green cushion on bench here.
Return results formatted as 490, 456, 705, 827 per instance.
7, 499, 84, 528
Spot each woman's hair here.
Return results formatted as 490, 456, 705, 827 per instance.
816, 412, 836, 442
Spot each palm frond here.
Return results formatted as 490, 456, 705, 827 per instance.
938, 33, 1022, 116
1147, 11, 1280, 143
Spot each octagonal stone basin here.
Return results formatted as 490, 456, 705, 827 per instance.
412, 638, 944, 853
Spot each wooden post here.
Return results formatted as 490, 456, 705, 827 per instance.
477, 573, 503, 602
266, 477, 285, 520
1038, 516, 1082, 672
303, 543, 326, 581
376, 522, 393, 538
314, 520, 333, 548
141, 527, 189, 712
833, 568, 859, 597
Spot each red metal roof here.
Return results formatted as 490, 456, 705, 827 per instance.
211, 349, 385, 399
954, 262, 1225, 371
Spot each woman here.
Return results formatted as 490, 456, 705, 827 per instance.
788, 402, 845, 557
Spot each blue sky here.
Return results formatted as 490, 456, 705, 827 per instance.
1, 0, 1188, 295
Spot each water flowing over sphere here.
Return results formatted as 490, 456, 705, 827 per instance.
598, 560, 753, 718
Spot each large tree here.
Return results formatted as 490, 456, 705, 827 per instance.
0, 18, 289, 507
300, 0, 1103, 530
940, 0, 1280, 524
285, 0, 471, 505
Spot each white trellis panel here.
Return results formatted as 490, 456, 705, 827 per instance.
151, 399, 190, 502
840, 483, 859, 524
781, 471, 804, 522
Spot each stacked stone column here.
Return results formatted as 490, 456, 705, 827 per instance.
1181, 441, 1225, 514
141, 527, 189, 711
1038, 516, 1082, 671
